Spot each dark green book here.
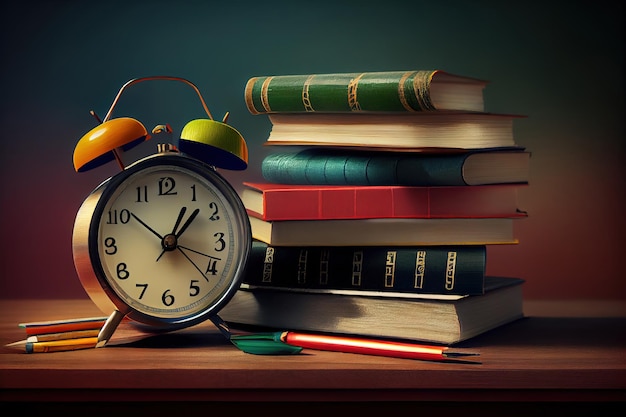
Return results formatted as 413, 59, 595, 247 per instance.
241, 240, 487, 296
261, 148, 530, 186
244, 70, 487, 113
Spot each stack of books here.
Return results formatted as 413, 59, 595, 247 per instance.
220, 70, 530, 345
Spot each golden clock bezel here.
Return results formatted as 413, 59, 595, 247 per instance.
72, 151, 252, 330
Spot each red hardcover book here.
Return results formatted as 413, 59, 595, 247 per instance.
241, 182, 527, 221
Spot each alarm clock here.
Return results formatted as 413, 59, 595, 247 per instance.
71, 76, 251, 346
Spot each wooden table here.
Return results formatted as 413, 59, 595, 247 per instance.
1, 298, 624, 414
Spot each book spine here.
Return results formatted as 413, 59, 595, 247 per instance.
261, 150, 468, 186
246, 183, 524, 221
243, 241, 486, 295
245, 71, 439, 114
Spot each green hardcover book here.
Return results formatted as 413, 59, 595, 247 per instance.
261, 148, 530, 186
245, 70, 487, 114
242, 241, 487, 296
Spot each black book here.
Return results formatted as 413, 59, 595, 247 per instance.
241, 240, 488, 297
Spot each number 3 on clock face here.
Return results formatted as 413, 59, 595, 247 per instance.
72, 152, 252, 329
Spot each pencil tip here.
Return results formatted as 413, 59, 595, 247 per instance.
443, 351, 480, 358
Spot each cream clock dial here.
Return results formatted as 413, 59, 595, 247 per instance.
73, 151, 251, 330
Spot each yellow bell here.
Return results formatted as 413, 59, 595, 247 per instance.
179, 118, 248, 170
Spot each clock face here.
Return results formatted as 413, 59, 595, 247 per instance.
74, 153, 251, 328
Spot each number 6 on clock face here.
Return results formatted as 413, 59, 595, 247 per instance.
72, 151, 252, 329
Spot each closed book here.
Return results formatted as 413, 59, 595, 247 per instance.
264, 112, 522, 150
245, 70, 487, 113
220, 276, 525, 345
242, 181, 527, 221
261, 148, 530, 186
242, 240, 487, 296
248, 216, 522, 246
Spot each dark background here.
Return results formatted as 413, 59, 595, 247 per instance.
0, 0, 623, 303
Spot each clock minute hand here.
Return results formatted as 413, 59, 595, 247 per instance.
175, 208, 200, 238
130, 213, 163, 239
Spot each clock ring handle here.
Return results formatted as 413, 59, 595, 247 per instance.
101, 76, 215, 123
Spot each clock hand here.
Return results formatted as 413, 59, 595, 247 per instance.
172, 206, 187, 234
179, 245, 221, 281
175, 208, 200, 238
178, 244, 215, 259
156, 208, 200, 262
177, 247, 209, 281
130, 213, 163, 239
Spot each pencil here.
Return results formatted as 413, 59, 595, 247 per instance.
280, 331, 479, 362
19, 316, 108, 336
22, 329, 101, 343
7, 337, 99, 353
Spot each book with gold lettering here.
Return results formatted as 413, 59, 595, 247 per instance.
241, 240, 488, 297
245, 70, 488, 114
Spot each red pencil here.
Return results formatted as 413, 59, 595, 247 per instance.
280, 331, 479, 362
19, 317, 108, 336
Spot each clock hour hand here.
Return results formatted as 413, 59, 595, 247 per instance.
155, 207, 186, 262
171, 206, 187, 234
130, 213, 163, 239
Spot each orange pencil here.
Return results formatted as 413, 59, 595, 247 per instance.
7, 337, 99, 353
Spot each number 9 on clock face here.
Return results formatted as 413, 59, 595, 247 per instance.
72, 152, 252, 329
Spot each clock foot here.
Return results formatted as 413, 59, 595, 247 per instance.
209, 314, 232, 341
96, 309, 127, 348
